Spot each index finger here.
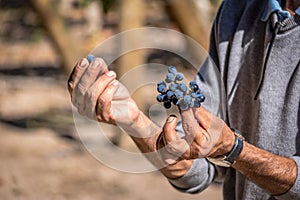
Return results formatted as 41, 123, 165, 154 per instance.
180, 108, 201, 144
68, 58, 89, 95
193, 106, 224, 137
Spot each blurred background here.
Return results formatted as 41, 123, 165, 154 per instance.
0, 0, 222, 199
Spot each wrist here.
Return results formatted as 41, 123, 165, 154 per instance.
207, 128, 245, 167
209, 127, 236, 158
122, 111, 161, 152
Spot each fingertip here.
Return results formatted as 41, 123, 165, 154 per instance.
180, 108, 193, 117
167, 115, 177, 123
110, 79, 119, 87
106, 70, 117, 78
79, 58, 89, 68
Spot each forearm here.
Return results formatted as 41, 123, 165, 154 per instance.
121, 111, 161, 153
233, 142, 297, 195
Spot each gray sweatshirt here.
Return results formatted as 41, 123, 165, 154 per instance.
169, 0, 300, 199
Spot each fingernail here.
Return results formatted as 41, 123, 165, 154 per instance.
167, 115, 176, 123
91, 60, 99, 68
111, 80, 119, 86
79, 59, 88, 68
106, 71, 116, 77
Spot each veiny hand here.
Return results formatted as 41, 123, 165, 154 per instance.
68, 57, 141, 126
159, 106, 235, 161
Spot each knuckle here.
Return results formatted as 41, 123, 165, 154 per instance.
182, 123, 194, 133
76, 83, 87, 96
94, 57, 105, 64
86, 88, 97, 100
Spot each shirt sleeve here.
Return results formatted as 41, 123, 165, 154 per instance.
275, 156, 300, 200
168, 158, 216, 194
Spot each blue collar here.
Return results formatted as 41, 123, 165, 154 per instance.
296, 7, 300, 15
261, 0, 300, 22
261, 0, 290, 21
260, 0, 300, 22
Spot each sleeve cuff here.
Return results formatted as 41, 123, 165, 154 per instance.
275, 156, 300, 199
168, 158, 216, 194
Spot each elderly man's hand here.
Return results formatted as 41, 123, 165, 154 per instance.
67, 57, 141, 126
160, 107, 235, 160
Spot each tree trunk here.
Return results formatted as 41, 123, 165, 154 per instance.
166, 0, 210, 51
29, 0, 83, 74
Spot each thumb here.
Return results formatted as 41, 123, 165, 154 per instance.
162, 115, 190, 160
163, 115, 179, 144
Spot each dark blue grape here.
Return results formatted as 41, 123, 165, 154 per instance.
168, 66, 177, 74
87, 54, 95, 63
175, 73, 184, 81
166, 90, 174, 99
157, 84, 166, 93
174, 90, 183, 99
157, 80, 166, 87
163, 101, 172, 109
190, 84, 199, 92
183, 95, 192, 104
196, 93, 205, 102
178, 83, 188, 93
189, 80, 197, 87
156, 94, 165, 102
193, 99, 201, 108
156, 66, 204, 110
172, 98, 179, 105
169, 83, 178, 91
179, 100, 189, 111
190, 92, 197, 98
189, 100, 195, 107
165, 73, 175, 83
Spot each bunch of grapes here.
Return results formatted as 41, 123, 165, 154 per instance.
156, 66, 205, 110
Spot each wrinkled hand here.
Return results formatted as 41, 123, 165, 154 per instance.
68, 57, 140, 126
159, 106, 235, 160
